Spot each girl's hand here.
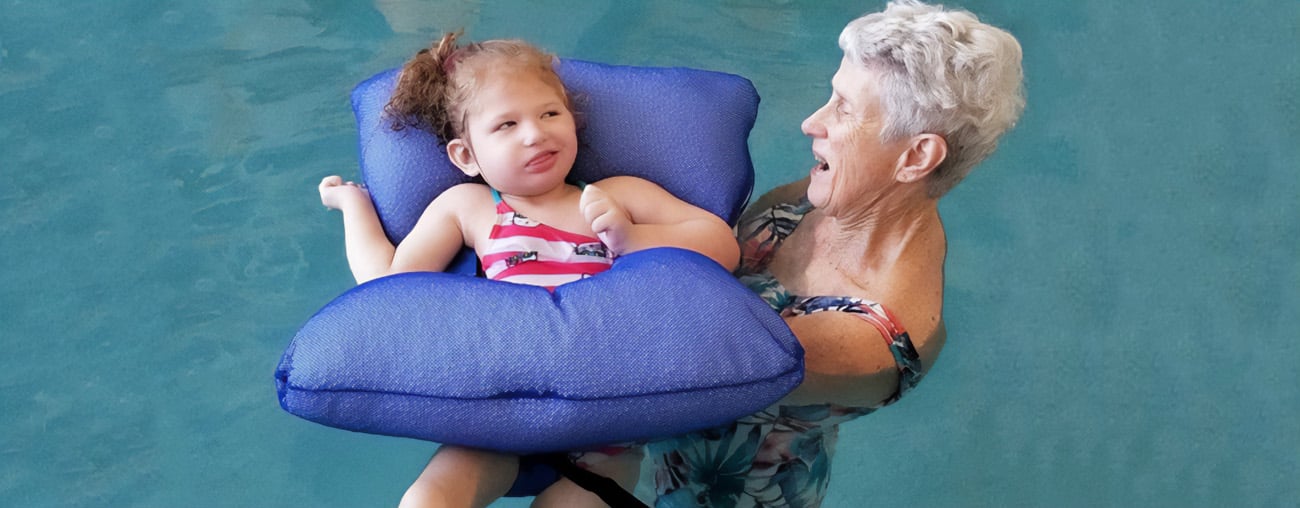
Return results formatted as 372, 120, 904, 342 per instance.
579, 184, 633, 255
319, 175, 371, 211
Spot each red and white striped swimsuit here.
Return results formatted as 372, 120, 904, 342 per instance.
478, 189, 613, 291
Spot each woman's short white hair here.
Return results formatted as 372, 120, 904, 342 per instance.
840, 0, 1025, 197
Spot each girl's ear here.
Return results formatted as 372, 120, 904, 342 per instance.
895, 133, 947, 184
446, 138, 480, 177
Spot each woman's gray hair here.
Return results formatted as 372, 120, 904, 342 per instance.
840, 0, 1025, 197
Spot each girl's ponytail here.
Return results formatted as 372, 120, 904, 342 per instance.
384, 32, 462, 142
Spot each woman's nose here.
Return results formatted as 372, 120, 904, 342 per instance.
801, 106, 826, 138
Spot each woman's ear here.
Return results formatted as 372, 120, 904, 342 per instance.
447, 139, 480, 177
896, 134, 947, 183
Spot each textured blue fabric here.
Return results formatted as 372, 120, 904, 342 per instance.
349, 59, 760, 274
276, 248, 803, 453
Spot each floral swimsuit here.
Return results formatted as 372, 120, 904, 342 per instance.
649, 199, 925, 508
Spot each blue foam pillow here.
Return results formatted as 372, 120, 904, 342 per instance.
276, 248, 802, 453
276, 61, 800, 492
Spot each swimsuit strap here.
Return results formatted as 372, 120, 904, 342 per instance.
787, 295, 924, 405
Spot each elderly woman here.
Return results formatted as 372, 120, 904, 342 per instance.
649, 1, 1025, 507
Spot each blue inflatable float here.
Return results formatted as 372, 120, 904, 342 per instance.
275, 59, 803, 456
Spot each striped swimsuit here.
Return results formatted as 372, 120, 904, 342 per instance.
478, 189, 613, 291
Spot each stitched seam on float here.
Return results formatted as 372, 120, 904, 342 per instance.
286, 367, 802, 402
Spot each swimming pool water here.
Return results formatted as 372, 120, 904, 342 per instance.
2, 1, 1296, 506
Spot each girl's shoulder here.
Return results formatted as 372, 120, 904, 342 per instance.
439, 182, 494, 200
429, 182, 495, 214
423, 182, 496, 240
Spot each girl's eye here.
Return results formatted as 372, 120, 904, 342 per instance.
542, 110, 561, 119
495, 121, 516, 131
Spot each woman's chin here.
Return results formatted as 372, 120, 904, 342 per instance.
806, 171, 829, 207
805, 188, 829, 209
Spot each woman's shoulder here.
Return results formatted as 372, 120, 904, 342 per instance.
775, 241, 945, 407
836, 269, 946, 379
781, 295, 934, 408
739, 177, 810, 223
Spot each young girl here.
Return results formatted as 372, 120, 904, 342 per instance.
318, 33, 739, 508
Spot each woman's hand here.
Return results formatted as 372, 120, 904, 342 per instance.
579, 184, 633, 255
319, 175, 371, 211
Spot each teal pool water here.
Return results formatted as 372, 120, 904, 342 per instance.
2, 1, 1296, 506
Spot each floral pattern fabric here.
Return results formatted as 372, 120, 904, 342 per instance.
649, 200, 924, 508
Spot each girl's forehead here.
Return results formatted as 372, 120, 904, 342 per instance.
467, 63, 549, 87
468, 72, 564, 105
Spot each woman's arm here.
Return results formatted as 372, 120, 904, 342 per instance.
581, 176, 740, 270
779, 302, 945, 408
739, 177, 809, 223
778, 312, 902, 407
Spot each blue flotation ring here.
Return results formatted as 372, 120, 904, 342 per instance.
275, 59, 803, 494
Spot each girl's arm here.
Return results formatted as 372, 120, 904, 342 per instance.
319, 176, 396, 284
581, 176, 739, 270
387, 184, 486, 276
320, 177, 480, 284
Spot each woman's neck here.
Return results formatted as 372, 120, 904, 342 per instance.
816, 193, 941, 270
790, 193, 946, 292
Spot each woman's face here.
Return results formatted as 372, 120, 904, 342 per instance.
801, 58, 909, 217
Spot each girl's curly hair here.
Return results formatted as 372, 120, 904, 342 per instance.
383, 32, 571, 144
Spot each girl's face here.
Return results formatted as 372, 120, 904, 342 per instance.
800, 58, 909, 217
447, 71, 578, 198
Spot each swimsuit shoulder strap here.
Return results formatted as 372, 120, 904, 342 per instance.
788, 295, 924, 405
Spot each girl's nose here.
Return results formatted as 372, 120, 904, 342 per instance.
522, 122, 546, 146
